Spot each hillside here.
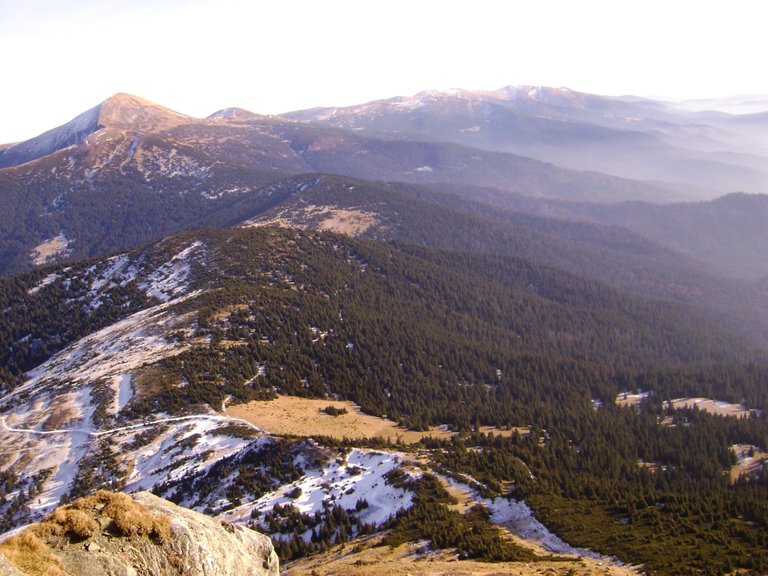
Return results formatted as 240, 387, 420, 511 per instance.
243, 174, 768, 346
2, 89, 768, 575
421, 183, 768, 280
284, 86, 768, 198
0, 227, 767, 574
544, 192, 768, 280
0, 92, 689, 275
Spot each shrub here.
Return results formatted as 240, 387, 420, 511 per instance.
44, 508, 99, 540
320, 405, 348, 417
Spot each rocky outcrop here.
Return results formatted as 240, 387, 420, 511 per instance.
0, 491, 278, 576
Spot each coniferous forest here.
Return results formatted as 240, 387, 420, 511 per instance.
2, 225, 766, 573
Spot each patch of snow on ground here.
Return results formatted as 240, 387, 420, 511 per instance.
5, 386, 98, 513
3, 294, 198, 409
28, 273, 60, 295
122, 419, 255, 493
139, 241, 202, 302
487, 497, 601, 558
442, 476, 604, 559
88, 254, 136, 295
221, 449, 414, 533
115, 374, 134, 412
2, 104, 99, 162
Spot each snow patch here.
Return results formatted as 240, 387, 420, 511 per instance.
443, 476, 605, 559
3, 294, 199, 409
28, 273, 60, 295
220, 449, 414, 532
487, 497, 601, 558
88, 254, 139, 300
115, 374, 134, 412
139, 241, 202, 302
0, 104, 100, 167
122, 419, 254, 493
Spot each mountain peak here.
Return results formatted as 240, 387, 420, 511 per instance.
0, 93, 192, 169
208, 106, 262, 121
98, 92, 190, 131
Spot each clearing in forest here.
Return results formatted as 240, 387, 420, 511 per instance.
225, 396, 528, 443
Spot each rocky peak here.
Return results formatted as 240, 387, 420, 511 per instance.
98, 93, 191, 132
0, 93, 190, 169
0, 491, 278, 576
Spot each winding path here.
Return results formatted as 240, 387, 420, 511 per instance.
0, 413, 263, 438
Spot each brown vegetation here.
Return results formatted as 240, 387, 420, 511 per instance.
225, 395, 453, 443
0, 490, 172, 576
284, 534, 641, 576
0, 530, 65, 576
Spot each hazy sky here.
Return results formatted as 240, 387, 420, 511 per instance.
1, 0, 766, 143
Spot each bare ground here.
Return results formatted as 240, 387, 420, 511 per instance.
283, 535, 643, 576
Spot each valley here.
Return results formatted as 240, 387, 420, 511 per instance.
0, 87, 767, 575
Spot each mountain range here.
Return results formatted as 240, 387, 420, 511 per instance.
1, 86, 768, 575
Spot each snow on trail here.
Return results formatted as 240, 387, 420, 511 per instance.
0, 413, 262, 438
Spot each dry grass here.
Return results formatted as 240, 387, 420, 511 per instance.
315, 209, 378, 236
638, 460, 660, 474
133, 365, 176, 403
210, 304, 249, 323
477, 425, 530, 438
438, 479, 479, 514
284, 534, 643, 576
225, 395, 454, 443
29, 234, 69, 266
41, 397, 78, 430
8, 450, 36, 475
14, 490, 172, 545
42, 508, 99, 540
246, 204, 379, 237
0, 531, 65, 576
75, 491, 171, 543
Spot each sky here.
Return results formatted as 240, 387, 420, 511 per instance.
0, 0, 766, 143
